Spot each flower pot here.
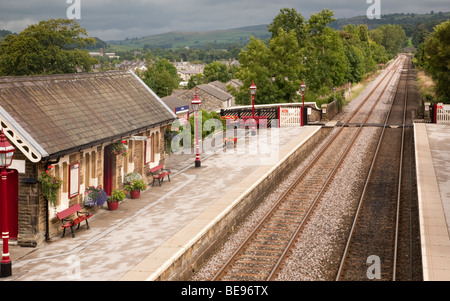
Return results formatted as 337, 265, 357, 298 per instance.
130, 190, 140, 199
107, 201, 119, 211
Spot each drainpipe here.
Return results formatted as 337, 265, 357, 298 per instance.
42, 157, 60, 241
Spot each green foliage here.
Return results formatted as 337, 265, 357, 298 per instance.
108, 189, 126, 203
232, 8, 408, 105
235, 28, 304, 105
423, 20, 450, 103
203, 61, 232, 83
124, 179, 147, 192
369, 24, 407, 59
38, 166, 62, 209
0, 19, 97, 76
141, 58, 180, 96
268, 8, 306, 47
189, 109, 225, 141
187, 73, 205, 89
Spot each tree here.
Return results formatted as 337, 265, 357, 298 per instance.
412, 23, 430, 48
0, 19, 97, 76
142, 59, 180, 97
187, 73, 204, 89
302, 10, 349, 97
235, 29, 304, 105
369, 25, 407, 59
424, 20, 450, 102
268, 8, 306, 47
233, 8, 399, 105
203, 61, 231, 83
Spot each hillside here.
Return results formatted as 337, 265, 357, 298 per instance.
0, 29, 14, 43
329, 11, 450, 32
107, 24, 271, 51
106, 11, 450, 52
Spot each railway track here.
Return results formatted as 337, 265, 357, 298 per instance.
335, 56, 417, 281
210, 56, 404, 281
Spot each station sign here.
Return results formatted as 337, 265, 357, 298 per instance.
176, 105, 190, 125
130, 136, 148, 141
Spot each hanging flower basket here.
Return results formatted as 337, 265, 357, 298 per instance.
111, 140, 128, 157
39, 165, 62, 209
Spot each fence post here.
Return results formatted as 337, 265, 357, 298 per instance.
277, 106, 280, 128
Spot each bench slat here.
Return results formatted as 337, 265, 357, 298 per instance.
57, 203, 82, 220
150, 164, 163, 173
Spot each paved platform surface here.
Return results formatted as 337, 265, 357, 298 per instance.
414, 123, 450, 281
2, 126, 321, 281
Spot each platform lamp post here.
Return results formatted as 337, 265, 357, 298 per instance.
249, 81, 257, 136
300, 81, 306, 126
0, 130, 15, 278
191, 89, 202, 168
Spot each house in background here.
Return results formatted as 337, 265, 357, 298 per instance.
180, 83, 235, 112
0, 70, 176, 247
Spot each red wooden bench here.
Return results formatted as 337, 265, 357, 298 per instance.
149, 164, 172, 186
57, 203, 93, 238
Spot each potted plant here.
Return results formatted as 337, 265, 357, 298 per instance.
123, 172, 142, 184
84, 186, 108, 207
124, 179, 147, 199
107, 189, 126, 211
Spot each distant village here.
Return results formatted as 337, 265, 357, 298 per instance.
89, 48, 243, 113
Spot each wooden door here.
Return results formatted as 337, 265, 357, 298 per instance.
0, 169, 18, 239
103, 145, 113, 196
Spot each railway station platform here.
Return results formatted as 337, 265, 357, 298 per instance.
414, 123, 450, 281
3, 125, 324, 281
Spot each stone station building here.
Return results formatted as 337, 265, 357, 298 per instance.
0, 70, 176, 247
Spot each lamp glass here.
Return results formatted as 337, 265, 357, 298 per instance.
0, 151, 13, 168
0, 153, 5, 167
249, 82, 257, 95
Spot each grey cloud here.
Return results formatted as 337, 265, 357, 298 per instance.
1, 0, 449, 40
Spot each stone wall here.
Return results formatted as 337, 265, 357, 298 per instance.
15, 152, 41, 247
321, 99, 339, 121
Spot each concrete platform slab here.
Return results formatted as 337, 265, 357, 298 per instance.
3, 126, 323, 281
414, 123, 450, 281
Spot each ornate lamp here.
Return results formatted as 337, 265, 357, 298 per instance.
191, 90, 202, 168
249, 81, 257, 135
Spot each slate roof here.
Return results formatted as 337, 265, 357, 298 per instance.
197, 83, 232, 101
161, 95, 192, 114
0, 70, 176, 159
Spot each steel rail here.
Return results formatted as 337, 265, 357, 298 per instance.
393, 63, 409, 281
267, 57, 403, 281
211, 56, 403, 282
335, 56, 408, 281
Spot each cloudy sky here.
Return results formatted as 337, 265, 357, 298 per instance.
0, 0, 448, 41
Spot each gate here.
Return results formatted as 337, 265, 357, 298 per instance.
436, 104, 450, 124
279, 107, 301, 127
